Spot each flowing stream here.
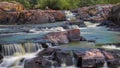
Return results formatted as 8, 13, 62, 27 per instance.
0, 11, 120, 68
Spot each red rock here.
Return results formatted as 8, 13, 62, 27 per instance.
68, 29, 80, 41
74, 49, 105, 67
45, 31, 69, 44
0, 10, 55, 24
0, 1, 24, 12
44, 10, 66, 21
44, 29, 81, 44
77, 4, 113, 22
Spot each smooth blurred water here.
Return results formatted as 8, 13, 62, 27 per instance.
80, 26, 120, 44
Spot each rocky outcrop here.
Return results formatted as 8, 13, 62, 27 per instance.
0, 1, 24, 12
108, 4, 120, 26
24, 48, 119, 68
0, 2, 65, 25
0, 10, 55, 24
44, 29, 81, 44
0, 9, 66, 24
76, 4, 113, 23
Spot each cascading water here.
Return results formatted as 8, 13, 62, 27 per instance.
0, 43, 46, 56
0, 42, 54, 68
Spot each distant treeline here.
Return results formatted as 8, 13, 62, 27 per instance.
0, 0, 120, 9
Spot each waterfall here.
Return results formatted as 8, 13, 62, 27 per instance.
0, 42, 53, 56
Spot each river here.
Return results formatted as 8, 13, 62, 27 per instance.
0, 21, 120, 68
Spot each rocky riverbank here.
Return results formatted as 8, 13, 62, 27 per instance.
0, 2, 66, 25
24, 47, 120, 68
73, 4, 113, 23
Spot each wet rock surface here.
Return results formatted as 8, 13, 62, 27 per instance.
24, 48, 120, 68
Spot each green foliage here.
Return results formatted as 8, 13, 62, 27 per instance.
37, 0, 80, 10
0, 0, 120, 9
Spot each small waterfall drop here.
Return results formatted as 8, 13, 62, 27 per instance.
0, 42, 48, 68
0, 42, 52, 56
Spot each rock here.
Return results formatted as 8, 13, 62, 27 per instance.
0, 1, 24, 12
68, 29, 80, 41
24, 47, 119, 68
76, 4, 113, 23
73, 49, 105, 67
102, 50, 120, 67
0, 9, 66, 24
24, 56, 52, 68
24, 48, 60, 68
44, 10, 66, 21
44, 31, 69, 44
0, 10, 55, 24
54, 50, 74, 66
44, 29, 81, 44
108, 4, 120, 26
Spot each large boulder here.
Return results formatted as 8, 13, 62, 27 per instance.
44, 31, 69, 44
76, 4, 113, 23
0, 1, 24, 12
74, 49, 105, 67
108, 4, 120, 26
68, 29, 81, 41
44, 29, 81, 44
